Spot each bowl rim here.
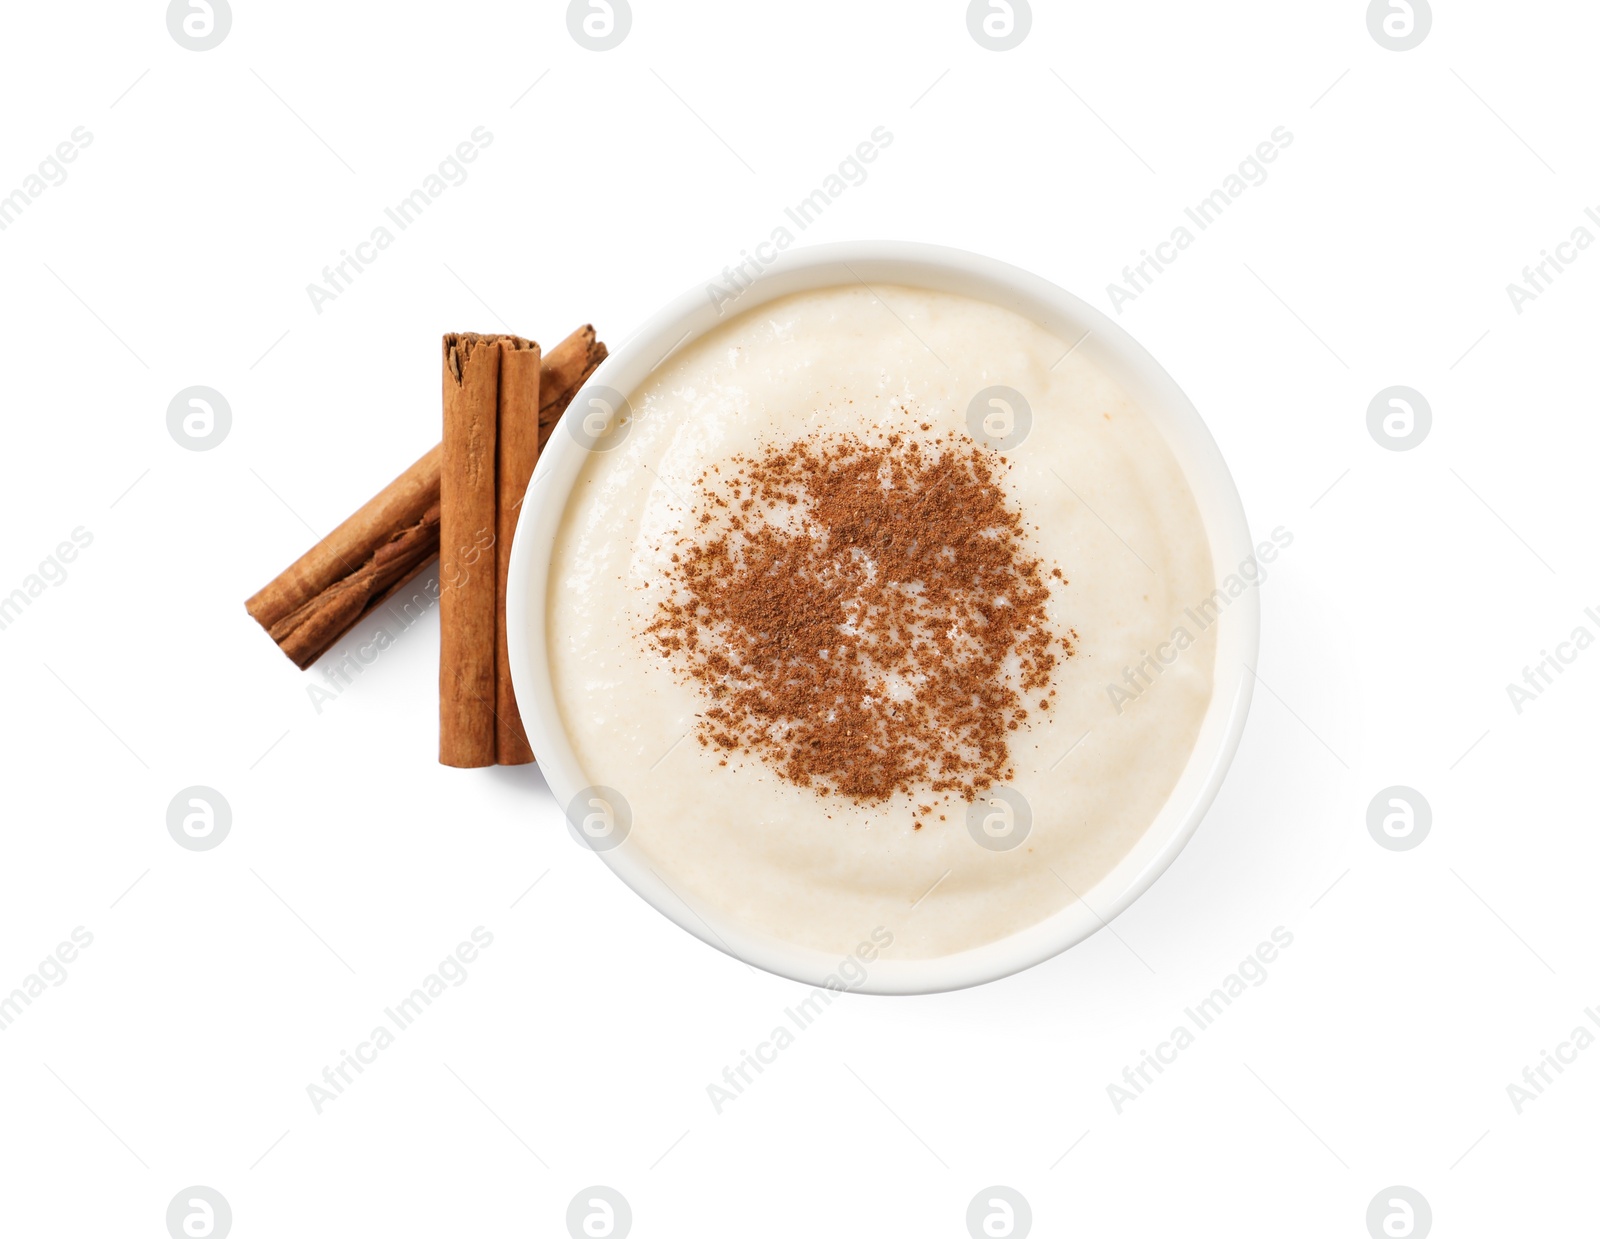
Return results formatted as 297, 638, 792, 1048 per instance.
506, 240, 1259, 995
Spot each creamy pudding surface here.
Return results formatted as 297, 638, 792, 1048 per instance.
546, 286, 1216, 959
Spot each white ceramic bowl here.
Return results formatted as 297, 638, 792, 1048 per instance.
506, 241, 1258, 994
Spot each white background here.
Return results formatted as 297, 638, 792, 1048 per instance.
1, 1, 1595, 1235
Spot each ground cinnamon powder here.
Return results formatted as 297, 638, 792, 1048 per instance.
645, 431, 1068, 806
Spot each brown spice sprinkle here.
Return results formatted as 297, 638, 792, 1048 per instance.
644, 431, 1071, 804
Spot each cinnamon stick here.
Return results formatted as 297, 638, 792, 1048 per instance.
439, 333, 506, 768
243, 325, 607, 701
495, 339, 541, 765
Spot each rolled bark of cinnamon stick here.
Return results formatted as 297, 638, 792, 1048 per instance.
538, 324, 608, 451
264, 502, 441, 670
244, 446, 442, 670
494, 339, 541, 765
439, 333, 506, 768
